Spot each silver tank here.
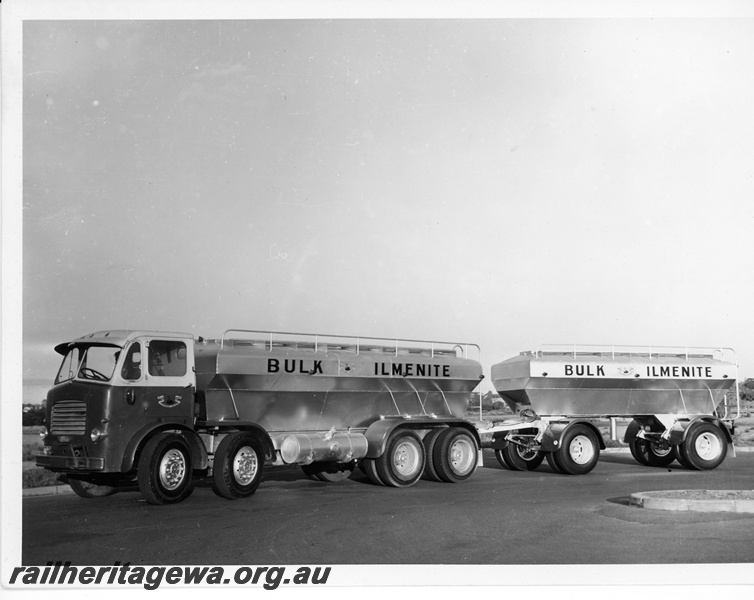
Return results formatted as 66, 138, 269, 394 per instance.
491, 345, 737, 417
195, 330, 483, 432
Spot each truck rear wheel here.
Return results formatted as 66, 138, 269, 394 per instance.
499, 444, 544, 471
433, 428, 478, 482
421, 429, 445, 482
376, 429, 425, 488
677, 422, 727, 471
138, 433, 194, 505
212, 432, 264, 499
552, 425, 600, 475
68, 477, 117, 498
360, 458, 385, 486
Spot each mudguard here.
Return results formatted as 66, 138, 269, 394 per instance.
121, 423, 209, 472
539, 420, 606, 453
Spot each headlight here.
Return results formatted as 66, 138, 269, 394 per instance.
39, 427, 48, 439
90, 428, 103, 442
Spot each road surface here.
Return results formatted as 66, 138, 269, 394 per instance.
21, 450, 754, 569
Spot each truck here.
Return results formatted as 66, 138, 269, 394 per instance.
481, 344, 740, 475
36, 332, 741, 505
36, 329, 484, 504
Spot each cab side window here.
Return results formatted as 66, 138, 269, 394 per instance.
148, 340, 187, 377
121, 343, 142, 381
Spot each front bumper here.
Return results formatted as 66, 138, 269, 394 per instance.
36, 454, 105, 471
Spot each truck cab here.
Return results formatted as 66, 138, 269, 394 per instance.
37, 331, 197, 493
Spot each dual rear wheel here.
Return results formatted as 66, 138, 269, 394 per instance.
362, 427, 478, 487
628, 421, 727, 471
496, 424, 601, 476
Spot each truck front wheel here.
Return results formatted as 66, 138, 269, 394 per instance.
138, 433, 194, 505
677, 423, 727, 470
552, 425, 600, 475
376, 430, 425, 488
212, 432, 264, 499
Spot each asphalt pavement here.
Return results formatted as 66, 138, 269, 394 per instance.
19, 448, 754, 576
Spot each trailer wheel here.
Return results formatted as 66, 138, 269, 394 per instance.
302, 461, 354, 482
499, 444, 544, 471
677, 422, 727, 471
553, 425, 600, 475
545, 452, 563, 474
376, 429, 425, 488
360, 458, 385, 486
138, 433, 194, 505
673, 445, 692, 469
421, 429, 445, 482
628, 438, 650, 466
645, 441, 676, 468
433, 428, 478, 483
212, 432, 264, 499
68, 477, 117, 498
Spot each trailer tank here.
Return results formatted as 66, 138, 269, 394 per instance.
490, 344, 739, 472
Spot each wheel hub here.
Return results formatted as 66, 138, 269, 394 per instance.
695, 432, 722, 460
233, 446, 258, 485
393, 441, 420, 475
450, 439, 475, 475
569, 435, 595, 465
159, 449, 186, 490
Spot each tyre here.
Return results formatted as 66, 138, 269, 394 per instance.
301, 461, 354, 482
677, 422, 727, 471
545, 452, 562, 474
360, 457, 385, 486
375, 429, 425, 488
673, 445, 692, 469
628, 438, 650, 466
138, 433, 194, 505
552, 424, 600, 475
212, 432, 264, 499
68, 477, 117, 498
500, 443, 544, 471
421, 429, 445, 482
645, 440, 676, 468
432, 428, 478, 483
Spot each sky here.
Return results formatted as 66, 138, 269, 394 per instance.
11, 11, 754, 404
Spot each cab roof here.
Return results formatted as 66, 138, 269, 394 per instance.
54, 330, 194, 355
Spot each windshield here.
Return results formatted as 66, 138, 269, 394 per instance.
55, 345, 121, 384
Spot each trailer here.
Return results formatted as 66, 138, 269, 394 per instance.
36, 329, 484, 504
481, 344, 740, 475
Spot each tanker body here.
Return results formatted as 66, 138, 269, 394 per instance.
482, 344, 739, 475
37, 329, 484, 504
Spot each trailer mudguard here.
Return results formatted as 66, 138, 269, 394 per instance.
363, 417, 481, 458
539, 420, 606, 453
623, 419, 643, 444
669, 415, 735, 451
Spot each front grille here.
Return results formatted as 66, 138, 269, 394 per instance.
51, 400, 87, 435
